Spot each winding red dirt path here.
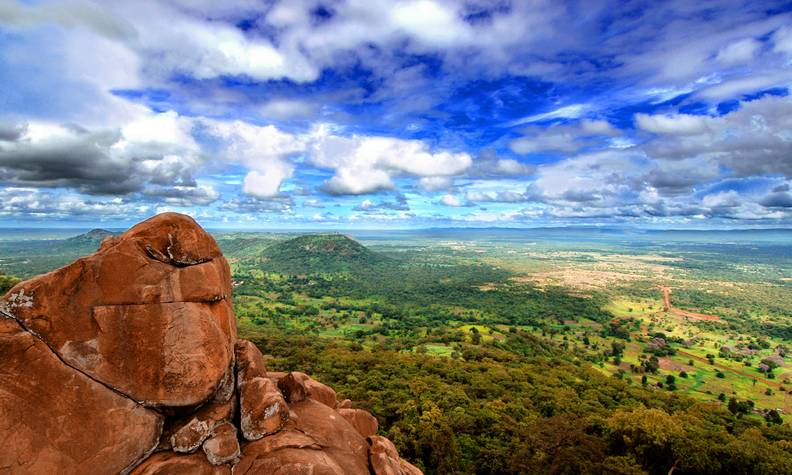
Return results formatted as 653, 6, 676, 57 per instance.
662, 287, 722, 321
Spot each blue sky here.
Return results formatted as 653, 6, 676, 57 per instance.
0, 0, 791, 228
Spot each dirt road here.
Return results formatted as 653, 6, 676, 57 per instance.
662, 287, 722, 321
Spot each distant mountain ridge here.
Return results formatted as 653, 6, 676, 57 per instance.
261, 234, 391, 274
66, 229, 116, 246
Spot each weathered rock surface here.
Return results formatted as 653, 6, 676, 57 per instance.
1, 213, 235, 407
0, 317, 162, 475
130, 452, 231, 475
202, 422, 240, 465
340, 407, 380, 438
236, 399, 371, 474
278, 371, 338, 409
0, 212, 420, 474
369, 436, 424, 475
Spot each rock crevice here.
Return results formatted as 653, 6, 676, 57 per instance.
0, 212, 421, 475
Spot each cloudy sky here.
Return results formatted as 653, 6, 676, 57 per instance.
1, 0, 791, 228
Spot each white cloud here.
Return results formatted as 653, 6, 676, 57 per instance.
0, 187, 151, 218
439, 194, 462, 207
716, 38, 762, 64
258, 99, 317, 120
0, 111, 207, 197
465, 190, 526, 203
508, 104, 590, 127
635, 113, 709, 135
640, 95, 792, 177
773, 26, 792, 56
390, 1, 470, 46
308, 126, 471, 195
203, 120, 304, 198
417, 176, 453, 191
116, 111, 197, 148
242, 168, 291, 199
510, 119, 621, 154
469, 152, 536, 177
322, 167, 394, 195
702, 190, 741, 209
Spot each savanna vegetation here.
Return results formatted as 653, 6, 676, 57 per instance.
3, 229, 792, 474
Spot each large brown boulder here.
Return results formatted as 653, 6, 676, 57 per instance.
0, 317, 162, 475
0, 213, 235, 407
0, 212, 420, 475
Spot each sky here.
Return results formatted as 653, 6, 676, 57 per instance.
0, 0, 791, 229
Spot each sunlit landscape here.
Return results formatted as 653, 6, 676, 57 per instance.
2, 1, 792, 474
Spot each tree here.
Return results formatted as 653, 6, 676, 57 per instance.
727, 397, 753, 416
765, 409, 783, 425
471, 332, 482, 345
606, 407, 682, 473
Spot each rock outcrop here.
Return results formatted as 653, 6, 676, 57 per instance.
0, 213, 420, 475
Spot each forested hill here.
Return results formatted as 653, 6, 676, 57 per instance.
65, 228, 115, 246
259, 234, 392, 274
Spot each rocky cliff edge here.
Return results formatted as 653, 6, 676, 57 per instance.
0, 212, 421, 475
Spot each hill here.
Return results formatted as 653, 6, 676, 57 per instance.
261, 234, 391, 274
65, 228, 115, 247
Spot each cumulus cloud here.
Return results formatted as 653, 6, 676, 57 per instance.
439, 194, 464, 207
1, 1, 792, 225
201, 120, 304, 198
417, 176, 453, 192
0, 112, 205, 196
639, 95, 792, 177
308, 126, 472, 195
635, 113, 709, 135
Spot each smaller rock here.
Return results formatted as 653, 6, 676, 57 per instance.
369, 435, 422, 475
171, 417, 212, 453
240, 377, 289, 440
235, 339, 267, 381
202, 422, 240, 466
278, 371, 338, 408
339, 408, 379, 438
338, 399, 353, 409
162, 398, 236, 453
